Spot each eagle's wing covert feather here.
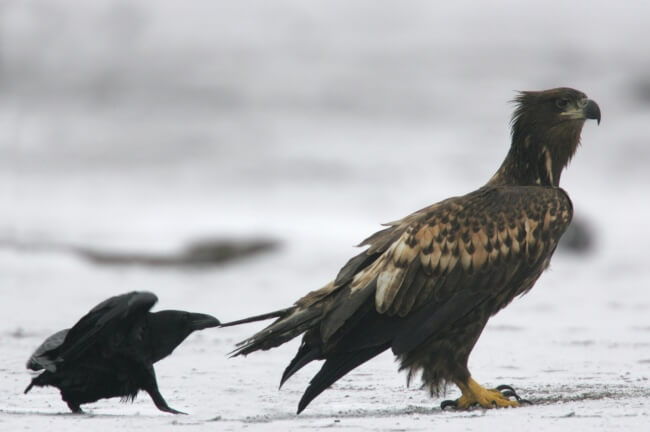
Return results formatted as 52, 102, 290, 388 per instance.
320, 186, 572, 345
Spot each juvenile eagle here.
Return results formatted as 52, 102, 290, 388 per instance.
25, 291, 220, 414
222, 88, 601, 413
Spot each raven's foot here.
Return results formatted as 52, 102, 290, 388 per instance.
441, 378, 530, 410
157, 404, 187, 415
66, 401, 84, 414
148, 388, 187, 415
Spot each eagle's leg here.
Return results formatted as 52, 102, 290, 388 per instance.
440, 377, 527, 409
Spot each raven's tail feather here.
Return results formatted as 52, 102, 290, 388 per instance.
24, 372, 48, 394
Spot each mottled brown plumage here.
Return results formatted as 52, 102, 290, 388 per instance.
221, 87, 601, 413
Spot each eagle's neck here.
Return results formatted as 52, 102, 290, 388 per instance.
487, 122, 584, 188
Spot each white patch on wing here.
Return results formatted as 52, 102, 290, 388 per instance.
376, 269, 402, 311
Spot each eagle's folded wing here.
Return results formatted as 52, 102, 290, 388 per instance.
320, 186, 572, 344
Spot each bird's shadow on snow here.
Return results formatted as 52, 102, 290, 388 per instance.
234, 404, 521, 424
0, 407, 177, 419
230, 385, 650, 424
7, 386, 650, 423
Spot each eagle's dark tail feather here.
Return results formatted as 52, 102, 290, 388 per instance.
280, 342, 321, 388
219, 307, 295, 327
227, 307, 322, 357
296, 344, 390, 414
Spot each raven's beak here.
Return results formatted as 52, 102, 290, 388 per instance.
188, 313, 221, 330
583, 99, 601, 125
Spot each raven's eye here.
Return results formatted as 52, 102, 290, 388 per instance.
556, 98, 569, 109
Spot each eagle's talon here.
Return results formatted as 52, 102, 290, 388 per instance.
440, 399, 458, 410
445, 378, 527, 410
496, 384, 516, 393
495, 384, 526, 401
519, 398, 533, 406
500, 389, 519, 400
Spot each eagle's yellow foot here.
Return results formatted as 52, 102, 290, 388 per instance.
441, 378, 530, 410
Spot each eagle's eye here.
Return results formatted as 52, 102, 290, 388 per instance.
555, 98, 569, 109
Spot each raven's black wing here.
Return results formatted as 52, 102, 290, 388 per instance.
46, 291, 157, 370
26, 328, 69, 371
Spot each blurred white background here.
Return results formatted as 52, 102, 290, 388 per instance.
2, 0, 649, 253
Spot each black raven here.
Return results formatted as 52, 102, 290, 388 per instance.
221, 88, 601, 413
25, 291, 220, 414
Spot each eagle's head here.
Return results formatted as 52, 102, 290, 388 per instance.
490, 87, 600, 187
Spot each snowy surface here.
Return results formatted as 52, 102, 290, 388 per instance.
2, 1, 650, 431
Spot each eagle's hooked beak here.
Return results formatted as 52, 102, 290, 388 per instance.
561, 98, 601, 125
583, 99, 601, 125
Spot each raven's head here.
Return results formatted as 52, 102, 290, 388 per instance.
490, 87, 600, 187
148, 310, 220, 363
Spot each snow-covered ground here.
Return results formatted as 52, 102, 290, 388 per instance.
2, 1, 650, 430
